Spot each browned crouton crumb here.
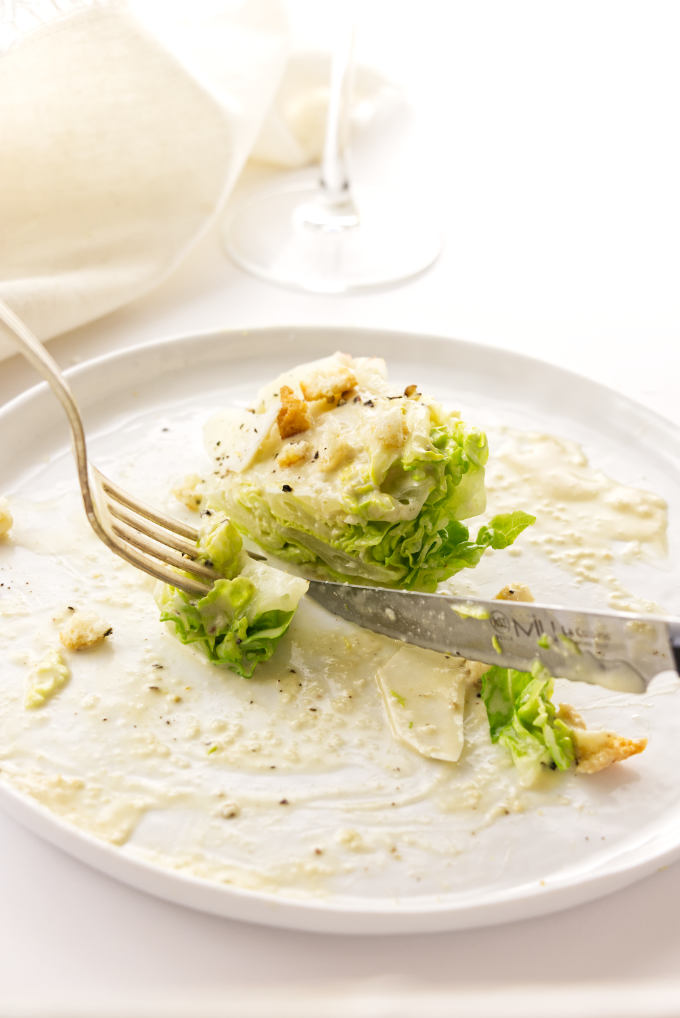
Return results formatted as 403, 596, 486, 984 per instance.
571, 727, 647, 774
556, 704, 647, 773
496, 583, 535, 603
277, 385, 312, 439
59, 611, 112, 651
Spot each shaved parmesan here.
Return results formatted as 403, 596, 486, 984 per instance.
376, 645, 471, 763
204, 406, 278, 474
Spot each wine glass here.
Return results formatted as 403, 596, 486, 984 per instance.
222, 26, 442, 294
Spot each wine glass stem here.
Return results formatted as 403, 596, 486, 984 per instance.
319, 25, 356, 208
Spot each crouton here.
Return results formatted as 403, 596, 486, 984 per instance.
277, 385, 312, 439
496, 583, 534, 603
572, 727, 647, 774
556, 704, 646, 773
59, 610, 112, 651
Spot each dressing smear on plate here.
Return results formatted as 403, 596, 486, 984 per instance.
0, 355, 676, 906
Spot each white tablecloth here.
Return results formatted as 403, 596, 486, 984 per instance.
2, 3, 679, 1015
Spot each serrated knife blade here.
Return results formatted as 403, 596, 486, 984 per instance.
306, 581, 680, 692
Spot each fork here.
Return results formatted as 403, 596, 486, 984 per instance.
0, 300, 216, 597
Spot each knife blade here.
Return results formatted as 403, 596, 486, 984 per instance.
305, 581, 680, 693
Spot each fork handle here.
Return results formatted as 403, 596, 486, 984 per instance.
0, 300, 104, 541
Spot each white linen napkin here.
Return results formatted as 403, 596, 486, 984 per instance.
0, 0, 291, 356
0, 1, 403, 362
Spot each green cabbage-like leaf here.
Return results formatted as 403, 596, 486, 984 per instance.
156, 515, 307, 677
213, 419, 534, 592
481, 661, 576, 784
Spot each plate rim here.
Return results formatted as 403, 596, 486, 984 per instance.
1, 323, 678, 934
2, 768, 677, 936
3, 323, 679, 447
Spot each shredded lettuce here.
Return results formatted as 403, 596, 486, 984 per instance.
156, 516, 307, 678
480, 661, 576, 784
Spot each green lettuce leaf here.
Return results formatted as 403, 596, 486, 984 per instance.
481, 661, 576, 784
156, 515, 307, 678
213, 417, 534, 592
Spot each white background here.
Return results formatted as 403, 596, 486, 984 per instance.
1, 1, 679, 1014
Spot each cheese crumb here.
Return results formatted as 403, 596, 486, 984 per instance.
299, 360, 357, 403
319, 438, 356, 473
373, 408, 408, 450
59, 610, 112, 651
278, 440, 311, 468
172, 474, 204, 512
217, 802, 240, 819
336, 828, 367, 852
556, 703, 585, 728
0, 497, 13, 538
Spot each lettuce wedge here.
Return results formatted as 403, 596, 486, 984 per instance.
204, 354, 533, 592
156, 515, 307, 678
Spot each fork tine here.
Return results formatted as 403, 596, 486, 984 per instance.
106, 501, 201, 559
105, 535, 213, 597
94, 468, 199, 541
90, 470, 217, 595
108, 518, 219, 581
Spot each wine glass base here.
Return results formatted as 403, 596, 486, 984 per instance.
223, 182, 442, 294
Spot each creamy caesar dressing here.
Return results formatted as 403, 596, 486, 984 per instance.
0, 415, 675, 903
213, 396, 429, 504
485, 430, 668, 613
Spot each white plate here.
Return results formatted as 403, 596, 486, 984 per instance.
0, 325, 678, 935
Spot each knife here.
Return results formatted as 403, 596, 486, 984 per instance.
305, 581, 680, 693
